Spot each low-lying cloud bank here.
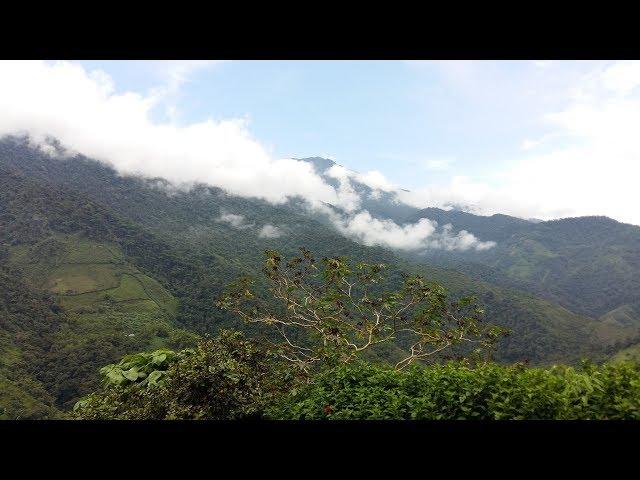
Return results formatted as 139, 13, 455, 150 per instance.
0, 60, 494, 252
216, 211, 253, 230
217, 212, 285, 239
0, 61, 350, 209
258, 224, 283, 238
329, 210, 495, 252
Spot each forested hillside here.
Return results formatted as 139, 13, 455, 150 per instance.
405, 208, 640, 322
0, 137, 637, 417
296, 157, 640, 327
0, 259, 61, 418
0, 164, 197, 412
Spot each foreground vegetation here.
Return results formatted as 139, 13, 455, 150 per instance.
74, 332, 640, 420
270, 361, 640, 420
74, 249, 640, 421
74, 331, 295, 420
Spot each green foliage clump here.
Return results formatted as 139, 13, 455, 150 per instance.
96, 349, 177, 388
73, 331, 294, 420
268, 360, 640, 420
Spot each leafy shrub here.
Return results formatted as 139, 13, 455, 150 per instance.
73, 330, 294, 419
96, 349, 177, 388
268, 360, 640, 420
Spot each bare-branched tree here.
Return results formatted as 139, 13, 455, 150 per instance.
217, 248, 507, 371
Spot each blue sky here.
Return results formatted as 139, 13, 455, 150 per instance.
76, 60, 586, 189
2, 60, 639, 227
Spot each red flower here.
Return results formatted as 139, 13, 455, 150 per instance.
324, 405, 334, 414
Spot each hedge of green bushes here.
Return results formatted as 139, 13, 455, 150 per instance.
267, 360, 640, 420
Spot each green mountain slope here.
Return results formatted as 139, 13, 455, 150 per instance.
6, 234, 194, 409
9, 233, 178, 318
611, 342, 640, 364
0, 260, 62, 418
406, 208, 640, 325
1, 137, 636, 415
0, 165, 197, 413
0, 374, 59, 420
404, 263, 623, 363
294, 158, 640, 333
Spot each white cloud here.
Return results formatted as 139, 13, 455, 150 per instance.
258, 224, 283, 238
355, 170, 395, 192
501, 61, 640, 224
439, 224, 496, 251
148, 60, 218, 122
216, 211, 253, 229
329, 210, 495, 252
600, 61, 640, 96
521, 139, 541, 151
397, 173, 568, 221
325, 164, 363, 212
0, 60, 351, 211
0, 60, 505, 250
325, 164, 397, 210
394, 61, 640, 226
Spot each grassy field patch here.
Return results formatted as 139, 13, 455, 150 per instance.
46, 263, 123, 294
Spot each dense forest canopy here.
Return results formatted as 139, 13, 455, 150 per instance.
1, 137, 639, 419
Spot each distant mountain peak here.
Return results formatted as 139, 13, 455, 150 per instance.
295, 157, 337, 174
